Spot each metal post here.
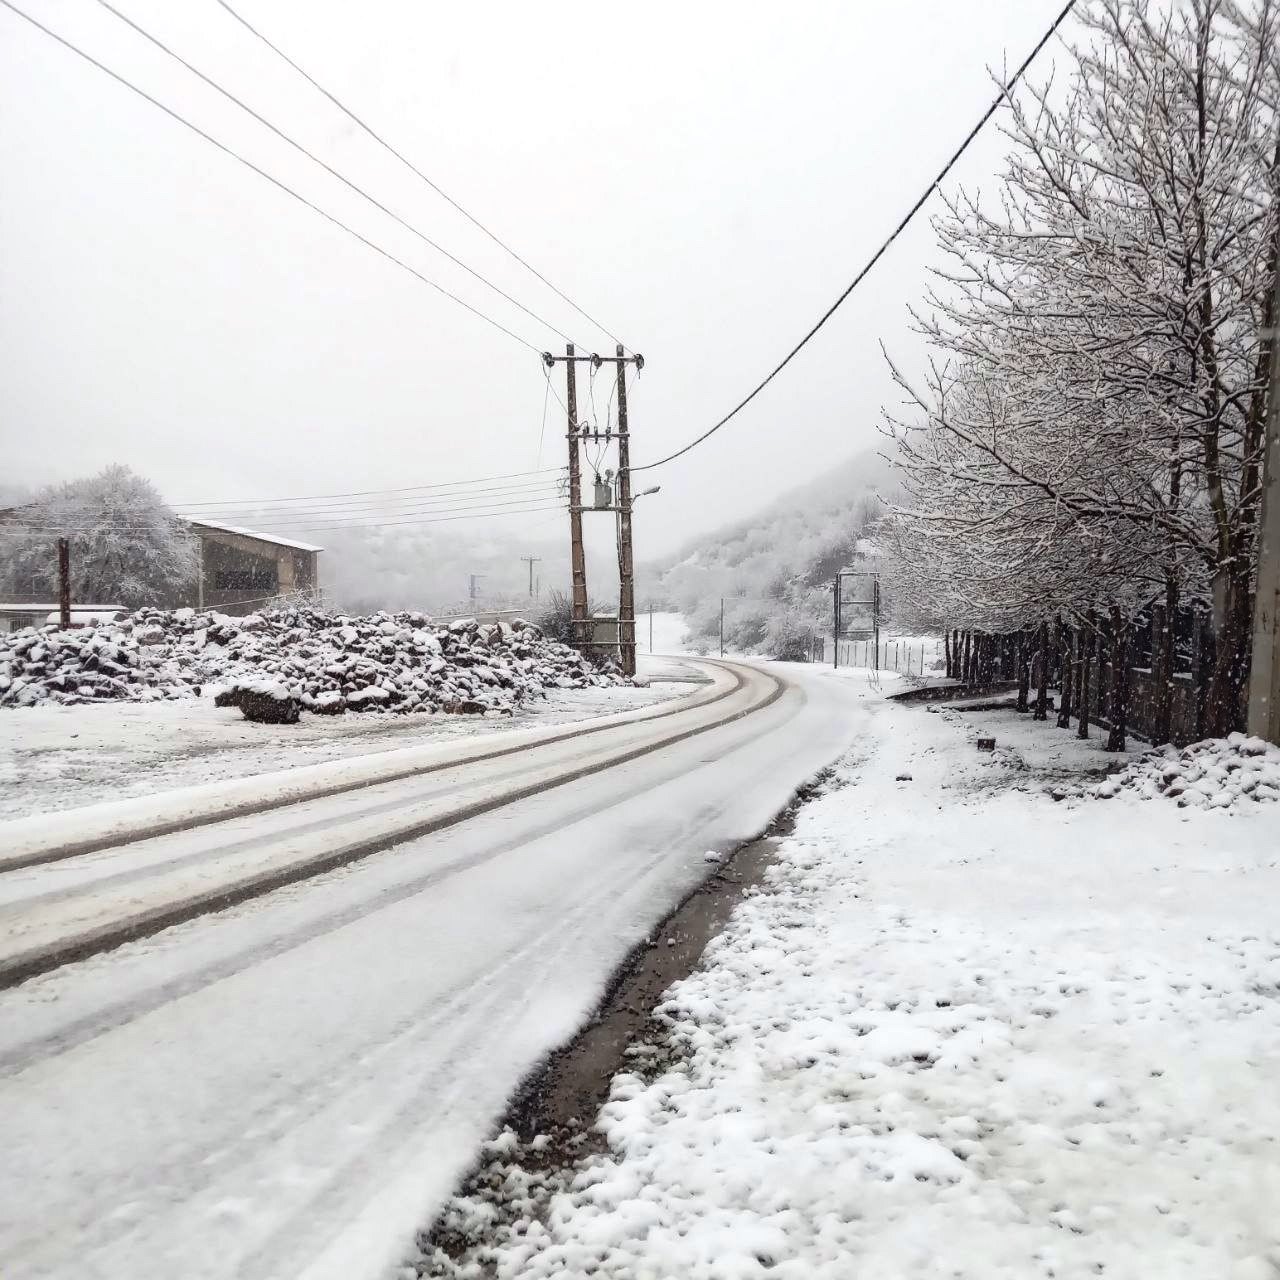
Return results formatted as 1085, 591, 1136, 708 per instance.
563, 346, 589, 651
57, 537, 70, 628
833, 573, 841, 668
615, 343, 636, 677
720, 597, 725, 658
649, 602, 653, 654
521, 555, 541, 598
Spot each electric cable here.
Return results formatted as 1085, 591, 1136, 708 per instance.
630, 0, 1076, 474
214, 0, 625, 350
0, 0, 544, 353
94, 0, 590, 349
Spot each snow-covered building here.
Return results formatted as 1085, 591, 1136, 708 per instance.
184, 520, 322, 615
0, 509, 322, 619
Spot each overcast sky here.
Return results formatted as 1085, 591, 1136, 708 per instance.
0, 0, 1068, 558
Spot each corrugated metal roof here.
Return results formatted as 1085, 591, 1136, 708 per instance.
186, 519, 324, 553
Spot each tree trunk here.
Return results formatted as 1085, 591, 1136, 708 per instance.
944, 630, 953, 679
962, 631, 972, 684
1057, 620, 1074, 728
1033, 621, 1049, 720
1150, 587, 1174, 747
1016, 631, 1030, 712
1075, 620, 1091, 739
1105, 605, 1130, 752
1203, 562, 1252, 739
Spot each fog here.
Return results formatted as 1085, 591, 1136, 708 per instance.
0, 0, 1067, 566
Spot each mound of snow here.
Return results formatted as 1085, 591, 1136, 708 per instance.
0, 605, 620, 717
1094, 732, 1280, 808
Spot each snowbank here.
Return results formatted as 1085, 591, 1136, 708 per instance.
0, 605, 618, 716
1095, 732, 1280, 809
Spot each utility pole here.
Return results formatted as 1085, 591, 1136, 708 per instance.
542, 346, 590, 651
520, 555, 541, 599
468, 573, 485, 609
720, 597, 725, 658
542, 345, 644, 673
614, 343, 637, 678
649, 601, 653, 654
833, 575, 841, 668
57, 537, 70, 629
1249, 265, 1280, 742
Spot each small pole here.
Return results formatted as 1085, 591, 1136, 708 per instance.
649, 602, 653, 654
521, 555, 541, 598
57, 537, 71, 628
833, 573, 841, 668
720, 597, 725, 658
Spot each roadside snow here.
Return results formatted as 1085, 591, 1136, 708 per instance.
0, 679, 691, 822
421, 693, 1280, 1279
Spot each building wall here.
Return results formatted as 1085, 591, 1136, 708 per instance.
194, 529, 319, 616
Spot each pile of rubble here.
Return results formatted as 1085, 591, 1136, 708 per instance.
0, 605, 620, 719
1094, 732, 1280, 809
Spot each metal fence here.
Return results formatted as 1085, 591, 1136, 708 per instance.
823, 636, 945, 677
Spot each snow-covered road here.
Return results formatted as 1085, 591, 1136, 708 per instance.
0, 657, 869, 1280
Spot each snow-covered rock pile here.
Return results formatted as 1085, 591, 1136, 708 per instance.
0, 605, 619, 716
1094, 732, 1280, 808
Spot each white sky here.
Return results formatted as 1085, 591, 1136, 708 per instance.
0, 0, 1068, 558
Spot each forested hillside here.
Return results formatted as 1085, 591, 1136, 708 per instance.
644, 450, 894, 655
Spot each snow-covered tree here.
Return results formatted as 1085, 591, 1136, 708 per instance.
0, 465, 198, 609
884, 0, 1280, 735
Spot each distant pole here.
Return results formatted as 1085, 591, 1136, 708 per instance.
521, 556, 541, 598
720, 597, 725, 658
468, 573, 485, 608
57, 537, 70, 628
832, 572, 841, 668
649, 602, 654, 654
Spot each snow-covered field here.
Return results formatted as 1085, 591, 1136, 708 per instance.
425, 678, 1280, 1279
0, 666, 693, 821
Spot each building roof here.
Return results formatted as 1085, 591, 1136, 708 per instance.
185, 519, 324, 553
0, 602, 124, 613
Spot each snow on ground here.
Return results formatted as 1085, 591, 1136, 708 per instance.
421, 682, 1280, 1280
1096, 733, 1280, 809
642, 611, 694, 656
0, 672, 694, 822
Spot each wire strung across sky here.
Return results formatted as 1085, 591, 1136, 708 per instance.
93, 0, 592, 352
174, 478, 568, 521
0, 0, 551, 354
213, 0, 624, 352
629, 0, 1077, 475
174, 467, 567, 508
4, 501, 570, 537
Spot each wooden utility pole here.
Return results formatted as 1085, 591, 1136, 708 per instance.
57, 537, 70, 628
543, 345, 644, 671
1248, 267, 1280, 741
521, 555, 541, 598
563, 347, 589, 650
614, 343, 637, 677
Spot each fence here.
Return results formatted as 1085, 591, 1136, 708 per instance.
822, 636, 945, 677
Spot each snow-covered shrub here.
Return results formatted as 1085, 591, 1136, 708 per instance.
1094, 734, 1280, 809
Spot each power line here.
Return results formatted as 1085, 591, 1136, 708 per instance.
0, 0, 543, 353
630, 0, 1077, 475
214, 0, 625, 351
94, 0, 589, 350
4, 500, 569, 536
175, 477, 566, 519
174, 466, 566, 507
